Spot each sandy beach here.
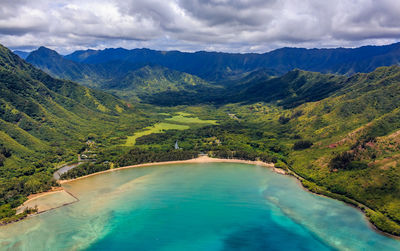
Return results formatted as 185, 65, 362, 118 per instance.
26, 186, 64, 200
58, 156, 283, 184
16, 189, 78, 214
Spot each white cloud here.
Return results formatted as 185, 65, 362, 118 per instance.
0, 0, 400, 53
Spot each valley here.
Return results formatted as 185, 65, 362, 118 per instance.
4, 1, 400, 249
1, 42, 400, 240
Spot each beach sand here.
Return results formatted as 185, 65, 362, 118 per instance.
59, 156, 282, 184
16, 189, 78, 214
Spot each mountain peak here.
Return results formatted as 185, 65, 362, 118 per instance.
34, 46, 61, 56
26, 46, 64, 65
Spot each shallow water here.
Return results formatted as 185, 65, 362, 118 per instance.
16, 190, 77, 214
1, 163, 400, 250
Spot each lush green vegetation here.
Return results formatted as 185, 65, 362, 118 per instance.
0, 207, 37, 225
27, 47, 222, 103
0, 146, 11, 166
106, 66, 221, 103
117, 148, 198, 167
293, 140, 313, 150
0, 44, 153, 222
60, 162, 110, 180
124, 122, 189, 146
165, 112, 217, 124
4, 42, 400, 237
124, 112, 216, 146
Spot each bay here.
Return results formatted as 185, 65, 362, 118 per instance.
1, 163, 399, 250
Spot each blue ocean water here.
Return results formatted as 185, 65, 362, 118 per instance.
1, 163, 399, 250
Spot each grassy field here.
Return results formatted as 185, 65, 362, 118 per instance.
124, 123, 190, 146
124, 112, 218, 146
165, 112, 217, 125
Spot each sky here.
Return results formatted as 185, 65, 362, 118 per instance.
1, 0, 400, 54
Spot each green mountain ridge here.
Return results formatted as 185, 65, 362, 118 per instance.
26, 46, 106, 88
0, 44, 150, 220
218, 69, 347, 107
104, 65, 219, 102
146, 68, 347, 107
26, 47, 365, 108
63, 43, 400, 79
27, 47, 216, 102
268, 66, 400, 234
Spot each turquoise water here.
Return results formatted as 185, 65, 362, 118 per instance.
1, 163, 400, 250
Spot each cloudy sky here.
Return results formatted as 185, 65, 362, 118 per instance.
1, 0, 400, 54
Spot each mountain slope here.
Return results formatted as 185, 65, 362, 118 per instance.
0, 44, 133, 155
26, 47, 106, 88
13, 50, 30, 60
104, 65, 220, 102
230, 69, 347, 107
26, 47, 216, 102
64, 43, 400, 80
269, 66, 400, 234
0, 44, 141, 220
26, 43, 400, 107
145, 69, 347, 107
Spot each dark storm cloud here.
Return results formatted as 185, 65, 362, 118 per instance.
0, 0, 400, 53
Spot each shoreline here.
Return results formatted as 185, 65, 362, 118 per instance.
13, 156, 280, 215
7, 156, 400, 239
27, 186, 64, 201
14, 187, 64, 215
288, 173, 400, 240
15, 188, 79, 215
284, 168, 400, 240
58, 156, 283, 184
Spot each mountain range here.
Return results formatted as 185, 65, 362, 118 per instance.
24, 43, 400, 104
28, 42, 400, 81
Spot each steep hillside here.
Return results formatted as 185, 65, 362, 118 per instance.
146, 69, 346, 107
285, 66, 400, 139
264, 66, 400, 235
0, 44, 147, 220
104, 65, 219, 102
26, 47, 216, 102
26, 47, 106, 88
228, 69, 347, 107
27, 43, 400, 107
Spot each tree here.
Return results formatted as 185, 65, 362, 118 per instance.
293, 140, 313, 150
